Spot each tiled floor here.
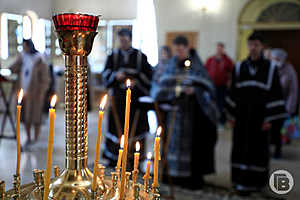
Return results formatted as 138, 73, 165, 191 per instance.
0, 109, 299, 199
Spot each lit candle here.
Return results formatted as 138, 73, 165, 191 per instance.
145, 152, 152, 178
92, 94, 108, 192
43, 95, 57, 200
120, 79, 132, 200
134, 141, 140, 171
153, 126, 162, 187
16, 89, 23, 176
117, 135, 124, 171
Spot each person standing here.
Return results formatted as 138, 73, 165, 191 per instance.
270, 49, 299, 157
151, 46, 172, 98
152, 36, 218, 190
226, 33, 287, 194
10, 39, 50, 145
205, 42, 234, 128
102, 29, 152, 167
153, 46, 172, 84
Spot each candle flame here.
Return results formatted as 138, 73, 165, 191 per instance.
147, 152, 152, 160
120, 135, 125, 148
17, 89, 24, 104
184, 60, 191, 67
156, 126, 162, 137
99, 94, 108, 110
126, 79, 131, 88
136, 141, 140, 152
50, 95, 57, 108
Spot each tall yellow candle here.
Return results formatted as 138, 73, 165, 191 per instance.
120, 79, 132, 200
153, 126, 162, 187
43, 95, 57, 200
134, 141, 140, 171
92, 94, 108, 192
117, 135, 124, 171
16, 89, 23, 176
145, 152, 152, 178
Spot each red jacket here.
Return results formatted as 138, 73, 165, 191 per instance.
205, 54, 234, 86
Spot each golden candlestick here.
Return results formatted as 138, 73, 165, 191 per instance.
143, 175, 151, 194
133, 184, 141, 200
47, 13, 100, 200
0, 181, 5, 200
117, 135, 125, 171
92, 95, 107, 192
153, 127, 161, 188
132, 170, 138, 185
105, 172, 120, 199
97, 164, 106, 191
43, 95, 57, 200
1, 12, 160, 200
120, 80, 132, 200
53, 166, 60, 178
12, 174, 20, 199
16, 89, 23, 176
28, 169, 44, 200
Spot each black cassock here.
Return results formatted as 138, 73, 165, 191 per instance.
226, 56, 287, 190
102, 48, 152, 165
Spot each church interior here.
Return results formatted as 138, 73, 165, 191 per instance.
0, 0, 300, 199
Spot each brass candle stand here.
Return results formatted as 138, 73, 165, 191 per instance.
143, 175, 151, 194
0, 181, 5, 200
12, 175, 20, 200
0, 12, 160, 200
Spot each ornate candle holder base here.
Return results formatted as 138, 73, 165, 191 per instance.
151, 185, 160, 200
1, 173, 160, 200
27, 169, 44, 200
11, 175, 20, 200
143, 176, 151, 194
49, 168, 95, 199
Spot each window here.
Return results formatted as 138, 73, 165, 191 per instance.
44, 19, 52, 55
33, 19, 46, 53
1, 13, 55, 61
133, 0, 158, 66
1, 13, 23, 60
22, 16, 32, 40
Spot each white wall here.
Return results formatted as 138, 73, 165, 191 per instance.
0, 0, 137, 19
1, 0, 251, 61
0, 0, 52, 18
52, 0, 137, 20
154, 0, 249, 61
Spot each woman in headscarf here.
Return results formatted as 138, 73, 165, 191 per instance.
151, 46, 172, 126
152, 36, 218, 189
10, 39, 50, 146
152, 46, 172, 85
270, 49, 299, 157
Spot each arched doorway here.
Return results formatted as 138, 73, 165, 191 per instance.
237, 0, 300, 61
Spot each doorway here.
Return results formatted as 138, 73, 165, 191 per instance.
237, 0, 300, 61
259, 30, 300, 76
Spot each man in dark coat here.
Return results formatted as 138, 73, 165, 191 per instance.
226, 32, 287, 194
102, 29, 152, 166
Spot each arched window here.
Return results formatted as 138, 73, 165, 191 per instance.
257, 2, 300, 22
